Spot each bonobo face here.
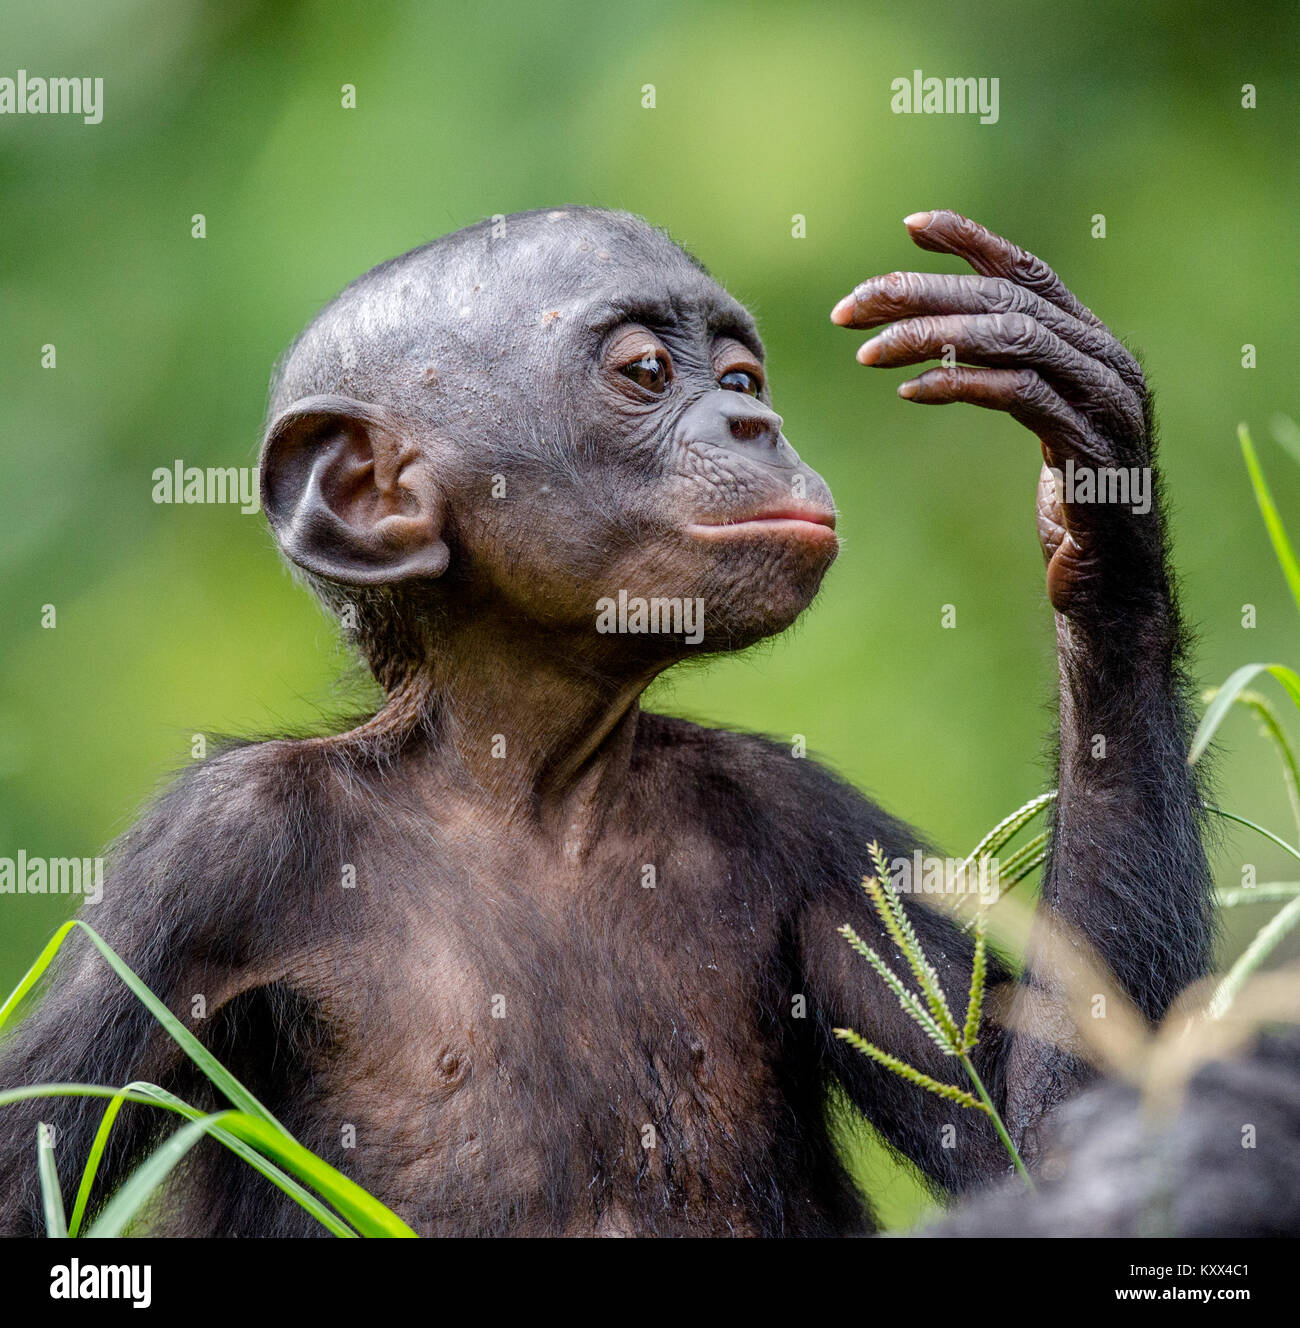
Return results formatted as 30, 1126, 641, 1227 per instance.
261, 208, 838, 668
458, 211, 839, 654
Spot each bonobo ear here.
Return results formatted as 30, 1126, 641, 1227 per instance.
259, 395, 449, 586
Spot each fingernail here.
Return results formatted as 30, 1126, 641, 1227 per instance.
903, 211, 934, 230
857, 338, 882, 365
898, 380, 919, 399
829, 295, 856, 325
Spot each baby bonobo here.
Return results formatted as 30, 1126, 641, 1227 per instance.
0, 207, 1212, 1237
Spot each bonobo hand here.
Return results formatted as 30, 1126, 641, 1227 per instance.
832, 210, 1158, 616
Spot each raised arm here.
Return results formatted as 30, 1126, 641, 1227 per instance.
802, 211, 1214, 1186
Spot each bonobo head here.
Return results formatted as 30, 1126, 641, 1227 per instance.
260, 207, 837, 699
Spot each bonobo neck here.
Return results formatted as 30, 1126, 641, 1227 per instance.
352, 610, 665, 860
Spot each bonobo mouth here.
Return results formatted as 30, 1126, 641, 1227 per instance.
685, 504, 838, 542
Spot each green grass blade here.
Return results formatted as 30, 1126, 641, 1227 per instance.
1239, 423, 1300, 614
81, 1106, 417, 1238
9, 1084, 412, 1237
1210, 894, 1300, 1018
84, 1111, 234, 1238
70, 923, 284, 1128
1264, 666, 1300, 709
0, 920, 78, 1031
1215, 882, 1300, 908
0, 1083, 211, 1111
37, 1122, 68, 1238
1233, 689, 1300, 839
1191, 664, 1300, 765
2, 922, 388, 1235
9, 1082, 357, 1238
0, 920, 283, 1130
68, 1091, 130, 1236
66, 1081, 356, 1238
126, 1085, 358, 1238
212, 1114, 417, 1237
1206, 806, 1300, 867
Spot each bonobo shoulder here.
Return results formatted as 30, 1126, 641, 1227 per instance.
92, 738, 351, 942
637, 712, 923, 887
638, 709, 886, 810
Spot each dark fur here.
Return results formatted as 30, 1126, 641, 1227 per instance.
927, 1029, 1300, 1237
0, 208, 1215, 1236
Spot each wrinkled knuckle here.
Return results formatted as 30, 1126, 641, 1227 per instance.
997, 311, 1040, 355
872, 270, 915, 315
901, 314, 938, 348
1014, 252, 1053, 287
1013, 367, 1045, 401
987, 277, 1020, 315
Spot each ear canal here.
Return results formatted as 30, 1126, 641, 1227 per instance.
259, 395, 450, 588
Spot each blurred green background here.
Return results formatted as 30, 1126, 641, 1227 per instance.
1, 0, 1296, 1227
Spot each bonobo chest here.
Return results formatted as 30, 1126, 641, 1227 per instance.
291, 811, 800, 1236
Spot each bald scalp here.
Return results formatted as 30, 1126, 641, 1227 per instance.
266, 207, 714, 424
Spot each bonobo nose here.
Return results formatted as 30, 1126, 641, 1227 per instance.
677, 390, 797, 469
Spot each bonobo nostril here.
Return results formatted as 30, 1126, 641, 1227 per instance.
719, 396, 783, 446
675, 390, 793, 465
729, 414, 778, 445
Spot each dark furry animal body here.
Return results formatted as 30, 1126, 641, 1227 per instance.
4, 720, 991, 1237
928, 1030, 1300, 1238
0, 207, 1213, 1236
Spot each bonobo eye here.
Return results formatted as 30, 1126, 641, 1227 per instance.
621, 353, 672, 394
712, 335, 765, 398
606, 323, 675, 398
719, 369, 761, 396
